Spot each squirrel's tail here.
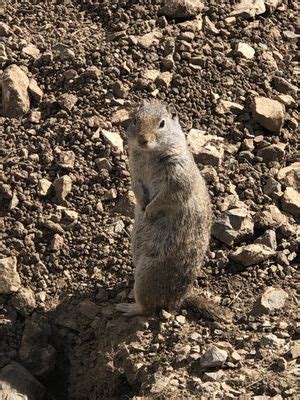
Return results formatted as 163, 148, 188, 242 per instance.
183, 289, 233, 323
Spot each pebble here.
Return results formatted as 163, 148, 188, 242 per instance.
155, 72, 173, 88
2, 64, 30, 118
236, 42, 255, 59
290, 344, 300, 359
22, 43, 40, 58
231, 244, 275, 267
231, 0, 266, 18
57, 150, 75, 169
260, 333, 285, 349
0, 256, 21, 294
11, 287, 36, 316
54, 175, 72, 203
37, 178, 52, 196
159, 0, 203, 18
28, 78, 43, 103
58, 93, 78, 111
112, 190, 136, 218
252, 286, 288, 315
200, 345, 228, 369
215, 99, 244, 114
101, 129, 124, 153
254, 230, 277, 250
50, 234, 64, 252
252, 97, 284, 132
257, 143, 286, 163
138, 30, 162, 49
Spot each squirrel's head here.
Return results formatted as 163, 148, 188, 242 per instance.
127, 101, 183, 152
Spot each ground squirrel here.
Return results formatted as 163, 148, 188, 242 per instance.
116, 101, 231, 322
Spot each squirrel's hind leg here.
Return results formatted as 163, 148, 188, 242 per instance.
116, 302, 145, 317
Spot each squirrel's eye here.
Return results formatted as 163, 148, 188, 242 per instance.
159, 119, 165, 129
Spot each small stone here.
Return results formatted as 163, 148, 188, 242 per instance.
103, 188, 117, 201
0, 42, 7, 62
255, 230, 277, 250
231, 0, 266, 18
236, 42, 255, 59
155, 72, 173, 88
260, 333, 285, 349
28, 78, 43, 103
144, 69, 160, 81
101, 129, 124, 153
230, 351, 242, 363
63, 69, 78, 80
37, 178, 52, 196
22, 43, 40, 58
275, 94, 296, 107
55, 44, 75, 60
159, 0, 204, 18
161, 55, 175, 71
0, 256, 21, 294
212, 208, 254, 246
281, 187, 300, 216
272, 76, 298, 95
160, 309, 172, 320
252, 97, 284, 132
54, 175, 72, 203
96, 158, 112, 171
2, 64, 30, 118
80, 66, 101, 80
200, 345, 228, 369
203, 371, 224, 382
204, 16, 220, 35
111, 108, 130, 126
43, 220, 64, 235
290, 344, 300, 359
138, 30, 162, 49
57, 150, 75, 169
0, 361, 45, 400
29, 110, 41, 123
176, 315, 186, 324
50, 234, 64, 252
96, 200, 104, 213
252, 286, 288, 315
263, 177, 282, 199
0, 22, 12, 36
9, 192, 19, 210
215, 99, 244, 114
63, 209, 78, 222
231, 244, 275, 267
283, 30, 299, 41
257, 143, 285, 163
58, 93, 78, 111
11, 287, 36, 316
112, 81, 128, 98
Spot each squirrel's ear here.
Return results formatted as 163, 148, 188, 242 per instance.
167, 104, 178, 120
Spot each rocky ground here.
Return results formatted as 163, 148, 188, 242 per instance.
0, 0, 299, 399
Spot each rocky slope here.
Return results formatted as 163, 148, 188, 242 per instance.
0, 0, 299, 399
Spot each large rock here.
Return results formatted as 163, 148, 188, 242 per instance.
2, 64, 30, 118
252, 286, 288, 315
200, 345, 228, 369
281, 187, 300, 217
231, 0, 266, 18
0, 256, 21, 294
230, 244, 275, 267
101, 129, 124, 153
187, 129, 224, 166
257, 143, 286, 163
277, 163, 300, 191
159, 0, 203, 18
0, 361, 45, 400
212, 208, 254, 246
252, 97, 284, 132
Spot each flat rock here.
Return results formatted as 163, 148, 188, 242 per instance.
215, 99, 244, 114
0, 361, 45, 400
281, 187, 300, 217
101, 129, 124, 153
252, 286, 288, 315
257, 143, 285, 163
37, 178, 52, 196
22, 43, 40, 58
54, 175, 72, 203
155, 72, 173, 88
200, 345, 228, 369
159, 0, 204, 18
230, 244, 275, 267
272, 76, 298, 95
138, 30, 162, 49
0, 256, 21, 294
57, 150, 75, 169
290, 344, 300, 359
236, 42, 255, 59
212, 208, 254, 246
2, 64, 30, 118
58, 93, 78, 111
187, 129, 224, 166
252, 97, 284, 132
277, 162, 300, 191
231, 0, 266, 18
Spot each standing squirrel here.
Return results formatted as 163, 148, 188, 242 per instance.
116, 101, 232, 323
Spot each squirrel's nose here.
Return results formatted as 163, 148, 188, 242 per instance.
138, 133, 149, 145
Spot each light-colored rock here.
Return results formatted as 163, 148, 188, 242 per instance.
231, 0, 266, 18
281, 187, 300, 216
290, 344, 300, 359
252, 97, 284, 132
265, 0, 282, 12
253, 286, 288, 314
272, 76, 298, 95
80, 65, 101, 80
277, 163, 300, 191
200, 345, 228, 368
57, 150, 75, 169
138, 30, 162, 49
204, 16, 220, 35
95, 157, 112, 171
0, 42, 7, 62
54, 175, 72, 202
260, 333, 285, 349
275, 94, 296, 107
155, 72, 173, 88
231, 244, 275, 267
144, 69, 160, 81
215, 99, 244, 114
113, 190, 136, 217
255, 230, 277, 250
29, 110, 41, 123
58, 93, 77, 111
236, 42, 255, 59
212, 208, 254, 246
11, 287, 36, 316
0, 256, 21, 294
257, 143, 285, 163
263, 177, 282, 199
22, 43, 40, 58
28, 78, 43, 103
50, 234, 64, 251
2, 64, 30, 118
9, 192, 19, 210
101, 129, 123, 153
111, 108, 130, 126
159, 0, 203, 18
63, 209, 78, 222
0, 22, 11, 36
37, 178, 52, 196
0, 361, 45, 400
187, 129, 225, 166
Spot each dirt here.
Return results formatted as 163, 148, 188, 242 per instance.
0, 0, 299, 399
